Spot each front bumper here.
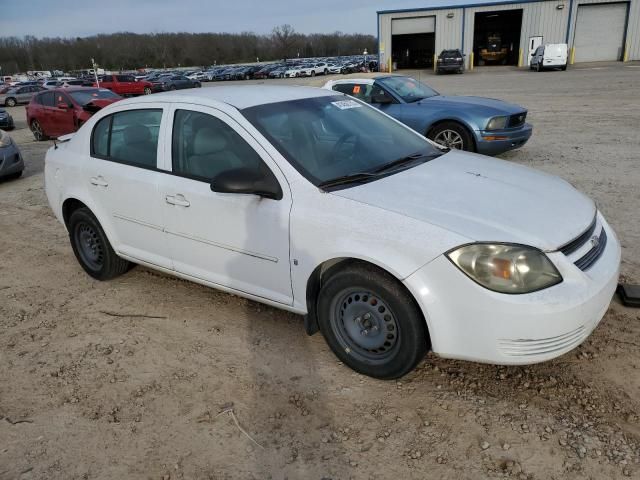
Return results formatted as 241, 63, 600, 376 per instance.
475, 122, 533, 156
0, 141, 24, 178
403, 213, 621, 365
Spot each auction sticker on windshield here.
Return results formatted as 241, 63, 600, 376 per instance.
331, 99, 362, 110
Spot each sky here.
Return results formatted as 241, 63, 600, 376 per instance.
0, 0, 481, 37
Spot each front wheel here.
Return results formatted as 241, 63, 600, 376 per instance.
68, 207, 131, 280
311, 71, 316, 77
317, 263, 428, 379
427, 121, 473, 151
5, 98, 17, 107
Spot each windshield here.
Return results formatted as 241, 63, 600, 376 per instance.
242, 95, 442, 186
69, 89, 119, 105
377, 76, 439, 103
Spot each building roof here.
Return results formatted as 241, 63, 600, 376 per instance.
378, 0, 551, 14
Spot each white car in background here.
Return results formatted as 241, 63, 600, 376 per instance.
44, 86, 620, 379
530, 43, 568, 71
284, 65, 306, 78
187, 71, 209, 81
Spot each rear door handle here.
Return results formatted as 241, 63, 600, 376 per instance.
90, 176, 108, 187
165, 194, 190, 207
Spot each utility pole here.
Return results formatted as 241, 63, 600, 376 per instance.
91, 58, 100, 87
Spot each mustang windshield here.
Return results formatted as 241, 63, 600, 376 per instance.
377, 76, 439, 103
243, 95, 442, 186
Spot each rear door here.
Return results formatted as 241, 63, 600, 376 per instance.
85, 105, 173, 268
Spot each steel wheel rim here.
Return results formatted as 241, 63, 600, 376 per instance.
330, 289, 400, 363
7, 99, 16, 107
75, 222, 104, 270
434, 129, 464, 149
144, 87, 151, 95
31, 121, 43, 139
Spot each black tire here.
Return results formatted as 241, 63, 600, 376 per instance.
536, 62, 542, 72
3, 170, 22, 181
5, 98, 17, 107
169, 85, 177, 91
311, 70, 316, 77
427, 121, 474, 152
317, 263, 428, 379
324, 69, 328, 75
561, 64, 567, 71
68, 207, 131, 281
30, 120, 48, 141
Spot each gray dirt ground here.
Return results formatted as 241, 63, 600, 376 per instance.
0, 63, 639, 480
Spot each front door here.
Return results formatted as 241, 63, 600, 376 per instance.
528, 36, 543, 65
160, 104, 293, 305
49, 91, 76, 137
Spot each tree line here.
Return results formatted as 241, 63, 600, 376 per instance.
0, 25, 377, 75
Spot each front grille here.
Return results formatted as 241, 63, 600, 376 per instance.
498, 326, 586, 357
575, 228, 607, 271
508, 112, 527, 128
559, 216, 597, 256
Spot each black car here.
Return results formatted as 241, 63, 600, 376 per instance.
436, 49, 464, 74
151, 75, 202, 92
0, 108, 14, 130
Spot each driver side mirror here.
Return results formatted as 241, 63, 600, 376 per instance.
210, 167, 282, 200
371, 94, 393, 105
57, 102, 70, 110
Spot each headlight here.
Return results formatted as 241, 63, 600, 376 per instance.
455, 57, 463, 61
0, 130, 12, 147
486, 116, 508, 130
447, 243, 562, 294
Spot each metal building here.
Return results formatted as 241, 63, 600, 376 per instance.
377, 0, 640, 71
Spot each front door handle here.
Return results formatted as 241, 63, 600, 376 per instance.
90, 176, 108, 187
165, 194, 190, 207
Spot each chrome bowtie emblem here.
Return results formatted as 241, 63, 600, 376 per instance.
590, 235, 600, 248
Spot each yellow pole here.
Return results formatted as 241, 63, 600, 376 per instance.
623, 43, 629, 62
433, 54, 437, 72
470, 52, 474, 70
569, 48, 575, 65
388, 57, 392, 72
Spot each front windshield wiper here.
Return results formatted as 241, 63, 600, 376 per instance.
372, 152, 440, 174
318, 171, 380, 189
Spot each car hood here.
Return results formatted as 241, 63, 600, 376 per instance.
422, 95, 525, 115
330, 150, 595, 251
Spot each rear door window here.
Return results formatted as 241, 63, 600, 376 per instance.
91, 109, 162, 169
40, 92, 56, 107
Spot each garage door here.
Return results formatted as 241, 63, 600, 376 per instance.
392, 17, 435, 35
574, 3, 628, 62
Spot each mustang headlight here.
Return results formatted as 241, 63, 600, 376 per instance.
486, 116, 508, 130
0, 129, 12, 147
447, 243, 562, 294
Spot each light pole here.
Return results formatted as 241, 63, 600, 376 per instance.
91, 58, 99, 87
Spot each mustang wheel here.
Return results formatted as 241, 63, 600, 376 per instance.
317, 263, 428, 379
68, 207, 131, 280
30, 120, 47, 141
428, 122, 473, 151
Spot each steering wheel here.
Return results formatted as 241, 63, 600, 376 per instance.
327, 132, 358, 163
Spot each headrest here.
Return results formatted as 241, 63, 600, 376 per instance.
123, 125, 151, 144
192, 128, 227, 155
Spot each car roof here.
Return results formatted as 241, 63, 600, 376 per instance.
117, 85, 339, 109
50, 86, 103, 93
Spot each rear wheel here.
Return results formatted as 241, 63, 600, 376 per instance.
561, 64, 567, 71
68, 207, 131, 280
30, 120, 47, 141
143, 87, 152, 95
536, 62, 542, 72
169, 85, 176, 90
5, 98, 17, 107
428, 121, 473, 151
317, 263, 428, 379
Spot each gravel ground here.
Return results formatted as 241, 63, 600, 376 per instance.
0, 63, 639, 480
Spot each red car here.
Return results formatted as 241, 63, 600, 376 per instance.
26, 87, 122, 140
95, 74, 153, 96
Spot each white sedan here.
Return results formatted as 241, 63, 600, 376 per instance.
44, 86, 620, 379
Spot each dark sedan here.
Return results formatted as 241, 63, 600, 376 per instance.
151, 75, 201, 92
0, 129, 23, 180
0, 108, 15, 130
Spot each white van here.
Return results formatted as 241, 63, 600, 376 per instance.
530, 43, 568, 71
